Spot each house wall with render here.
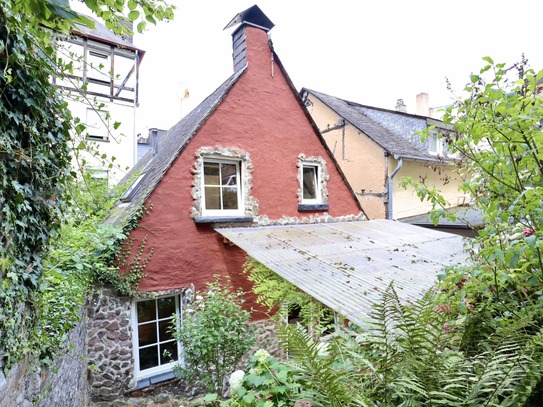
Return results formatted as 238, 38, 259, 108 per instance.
88, 20, 363, 399
128, 25, 362, 306
389, 157, 465, 219
306, 95, 388, 219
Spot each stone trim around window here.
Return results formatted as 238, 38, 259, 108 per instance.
297, 154, 329, 211
191, 147, 259, 221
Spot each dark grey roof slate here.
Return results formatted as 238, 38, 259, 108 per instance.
399, 205, 485, 228
306, 89, 451, 162
105, 67, 247, 226
73, 15, 143, 52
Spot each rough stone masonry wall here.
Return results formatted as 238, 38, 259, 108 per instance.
0, 307, 88, 407
87, 286, 134, 400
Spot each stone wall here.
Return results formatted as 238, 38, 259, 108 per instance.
0, 307, 88, 407
87, 287, 134, 400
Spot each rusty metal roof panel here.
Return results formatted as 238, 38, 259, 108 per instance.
215, 219, 469, 327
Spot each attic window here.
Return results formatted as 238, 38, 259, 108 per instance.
298, 154, 329, 211
202, 159, 242, 216
191, 147, 258, 222
120, 173, 146, 202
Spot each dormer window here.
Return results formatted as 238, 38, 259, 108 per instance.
428, 131, 443, 156
202, 159, 242, 216
298, 155, 329, 211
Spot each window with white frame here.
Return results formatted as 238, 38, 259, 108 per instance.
133, 295, 182, 379
87, 47, 111, 81
86, 108, 109, 141
428, 131, 458, 158
301, 163, 321, 203
202, 159, 243, 216
428, 131, 442, 156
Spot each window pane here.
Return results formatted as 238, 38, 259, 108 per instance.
221, 163, 237, 186
157, 297, 176, 319
138, 322, 157, 347
137, 300, 156, 323
159, 319, 174, 342
205, 186, 221, 209
428, 134, 438, 153
139, 345, 159, 370
303, 166, 317, 200
222, 187, 239, 210
160, 341, 178, 365
204, 162, 220, 185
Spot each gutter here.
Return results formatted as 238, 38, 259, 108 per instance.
387, 154, 403, 220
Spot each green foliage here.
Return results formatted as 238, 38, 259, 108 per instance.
226, 350, 307, 407
244, 258, 335, 337
0, 1, 73, 367
0, 0, 168, 369
172, 276, 256, 397
278, 324, 364, 407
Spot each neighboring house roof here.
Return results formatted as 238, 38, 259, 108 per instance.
105, 68, 246, 225
399, 204, 486, 229
216, 219, 469, 328
304, 89, 453, 162
72, 14, 145, 54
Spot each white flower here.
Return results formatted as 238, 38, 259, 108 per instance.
195, 295, 203, 301
253, 349, 270, 362
229, 370, 245, 391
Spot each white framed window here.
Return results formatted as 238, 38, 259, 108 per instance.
428, 131, 458, 158
428, 131, 443, 156
132, 295, 182, 380
87, 47, 111, 81
202, 158, 243, 216
86, 108, 109, 141
301, 163, 321, 203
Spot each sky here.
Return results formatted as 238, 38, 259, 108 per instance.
76, 1, 543, 137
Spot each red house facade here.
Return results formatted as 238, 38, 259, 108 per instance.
87, 5, 364, 398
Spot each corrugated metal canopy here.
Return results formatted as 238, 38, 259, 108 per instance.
215, 219, 470, 328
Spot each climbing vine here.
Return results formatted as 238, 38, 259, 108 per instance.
0, 0, 172, 369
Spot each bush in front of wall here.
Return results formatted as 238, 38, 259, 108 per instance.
172, 276, 256, 398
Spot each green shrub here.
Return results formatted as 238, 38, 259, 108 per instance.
172, 276, 256, 397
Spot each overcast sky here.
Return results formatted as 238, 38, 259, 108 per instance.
76, 1, 543, 137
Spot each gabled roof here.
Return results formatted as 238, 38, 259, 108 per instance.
105, 68, 246, 226
304, 89, 453, 162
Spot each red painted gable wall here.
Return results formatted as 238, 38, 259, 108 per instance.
127, 26, 361, 317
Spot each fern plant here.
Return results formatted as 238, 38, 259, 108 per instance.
273, 283, 543, 406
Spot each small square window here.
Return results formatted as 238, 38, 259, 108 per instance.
133, 295, 182, 379
202, 159, 242, 216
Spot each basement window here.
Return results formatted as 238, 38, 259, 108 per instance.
132, 295, 182, 380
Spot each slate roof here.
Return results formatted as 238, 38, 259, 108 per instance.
399, 204, 486, 229
305, 89, 453, 162
72, 14, 144, 53
105, 68, 247, 226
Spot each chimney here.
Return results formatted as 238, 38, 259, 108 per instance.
150, 128, 159, 156
224, 5, 275, 73
395, 99, 407, 113
416, 92, 430, 116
